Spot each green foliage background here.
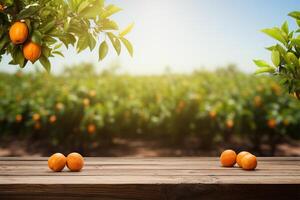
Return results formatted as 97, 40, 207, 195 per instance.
0, 64, 299, 154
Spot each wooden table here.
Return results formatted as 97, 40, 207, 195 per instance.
0, 157, 299, 200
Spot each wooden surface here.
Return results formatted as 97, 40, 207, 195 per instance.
0, 157, 299, 200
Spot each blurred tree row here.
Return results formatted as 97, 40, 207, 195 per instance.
0, 64, 299, 155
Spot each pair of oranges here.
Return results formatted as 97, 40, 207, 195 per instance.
220, 149, 257, 170
9, 22, 41, 63
48, 152, 84, 172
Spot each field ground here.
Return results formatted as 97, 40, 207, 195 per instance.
0, 137, 299, 157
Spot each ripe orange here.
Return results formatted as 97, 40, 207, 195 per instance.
241, 154, 257, 170
66, 152, 84, 172
236, 151, 250, 168
226, 119, 234, 129
209, 110, 217, 119
32, 113, 40, 121
9, 22, 29, 44
267, 119, 276, 129
49, 115, 57, 123
220, 149, 236, 167
15, 114, 22, 123
0, 4, 4, 11
23, 41, 42, 62
87, 124, 96, 135
48, 153, 67, 172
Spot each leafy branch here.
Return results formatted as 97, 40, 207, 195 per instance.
0, 0, 134, 72
254, 11, 300, 98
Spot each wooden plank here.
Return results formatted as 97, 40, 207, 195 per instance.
0, 157, 299, 200
0, 169, 299, 176
0, 184, 298, 200
0, 175, 299, 184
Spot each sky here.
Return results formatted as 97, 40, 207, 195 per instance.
1, 0, 300, 74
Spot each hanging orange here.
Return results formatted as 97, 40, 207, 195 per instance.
23, 41, 42, 62
9, 22, 29, 44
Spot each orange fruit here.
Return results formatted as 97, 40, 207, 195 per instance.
48, 153, 67, 172
23, 41, 42, 62
267, 119, 276, 129
87, 124, 96, 135
236, 151, 250, 168
49, 115, 57, 123
15, 114, 22, 123
32, 113, 40, 121
9, 22, 29, 44
209, 110, 217, 119
66, 152, 84, 172
220, 149, 236, 167
0, 4, 4, 11
226, 119, 234, 129
241, 154, 257, 170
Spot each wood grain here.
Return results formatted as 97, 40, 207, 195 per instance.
0, 157, 299, 200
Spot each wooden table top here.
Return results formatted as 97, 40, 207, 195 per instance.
0, 157, 299, 200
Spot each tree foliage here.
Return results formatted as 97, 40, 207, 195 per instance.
254, 10, 300, 99
0, 0, 133, 71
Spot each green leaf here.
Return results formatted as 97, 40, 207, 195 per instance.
42, 46, 51, 57
253, 60, 271, 68
291, 38, 300, 46
271, 50, 280, 66
255, 67, 275, 74
16, 6, 40, 20
289, 11, 300, 20
286, 52, 298, 66
99, 41, 108, 60
31, 30, 43, 45
0, 34, 9, 51
107, 32, 121, 55
119, 23, 134, 37
59, 33, 76, 48
77, 34, 89, 53
281, 21, 289, 35
52, 51, 64, 57
12, 48, 26, 68
120, 37, 133, 56
88, 34, 96, 51
39, 55, 51, 72
79, 0, 104, 18
261, 28, 287, 45
40, 21, 56, 34
101, 19, 119, 30
100, 4, 122, 19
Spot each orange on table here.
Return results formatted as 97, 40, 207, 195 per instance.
66, 152, 84, 172
236, 151, 250, 168
241, 154, 257, 170
48, 153, 67, 172
220, 149, 236, 167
